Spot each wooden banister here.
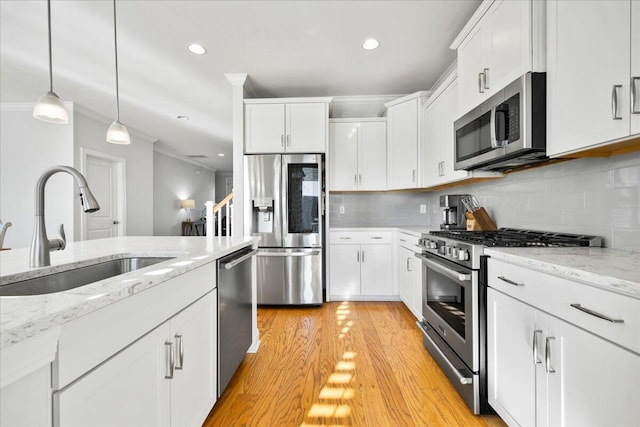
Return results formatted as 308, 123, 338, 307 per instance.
213, 192, 233, 214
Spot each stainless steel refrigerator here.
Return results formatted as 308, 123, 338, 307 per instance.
245, 154, 324, 305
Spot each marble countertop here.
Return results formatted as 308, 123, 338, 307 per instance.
485, 247, 640, 299
0, 236, 259, 350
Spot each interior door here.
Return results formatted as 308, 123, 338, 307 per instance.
85, 155, 119, 240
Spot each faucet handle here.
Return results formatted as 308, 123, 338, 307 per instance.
49, 224, 66, 251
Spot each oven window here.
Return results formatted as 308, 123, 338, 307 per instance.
426, 267, 466, 339
456, 110, 492, 162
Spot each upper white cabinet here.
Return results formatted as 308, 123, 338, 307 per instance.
453, 0, 546, 115
547, 0, 640, 157
487, 258, 640, 427
329, 119, 387, 191
244, 98, 332, 154
385, 92, 429, 190
421, 70, 501, 188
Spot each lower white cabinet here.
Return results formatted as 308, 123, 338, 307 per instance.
54, 291, 217, 427
487, 260, 640, 427
395, 232, 422, 319
329, 231, 393, 299
1, 365, 51, 427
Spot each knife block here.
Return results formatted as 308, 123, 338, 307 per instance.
465, 208, 497, 231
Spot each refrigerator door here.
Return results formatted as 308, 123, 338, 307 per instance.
256, 248, 323, 305
282, 154, 323, 248
245, 154, 282, 247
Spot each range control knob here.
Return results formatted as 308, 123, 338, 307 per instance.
458, 249, 470, 261
438, 245, 446, 255
451, 248, 459, 258
445, 246, 453, 257
429, 240, 437, 249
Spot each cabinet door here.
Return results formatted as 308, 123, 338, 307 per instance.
245, 103, 286, 153
358, 122, 387, 191
286, 103, 327, 153
546, 316, 640, 427
55, 324, 171, 427
387, 100, 418, 190
487, 288, 539, 427
397, 246, 413, 309
360, 244, 393, 296
409, 254, 422, 320
329, 244, 361, 297
457, 23, 489, 115
632, 1, 640, 134
487, 0, 531, 94
329, 122, 359, 191
548, 0, 631, 156
170, 291, 217, 427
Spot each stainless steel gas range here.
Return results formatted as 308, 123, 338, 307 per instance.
415, 228, 602, 414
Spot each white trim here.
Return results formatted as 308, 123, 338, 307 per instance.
153, 146, 215, 171
224, 73, 248, 86
424, 67, 459, 110
73, 104, 158, 143
80, 148, 127, 240
0, 327, 59, 388
329, 117, 387, 123
244, 96, 333, 104
331, 94, 403, 106
449, 0, 495, 50
383, 91, 432, 109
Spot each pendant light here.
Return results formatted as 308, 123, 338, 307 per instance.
33, 0, 69, 124
106, 0, 130, 144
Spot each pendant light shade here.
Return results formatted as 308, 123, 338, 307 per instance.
33, 0, 68, 124
106, 0, 130, 144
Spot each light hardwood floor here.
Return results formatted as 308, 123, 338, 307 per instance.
204, 301, 506, 427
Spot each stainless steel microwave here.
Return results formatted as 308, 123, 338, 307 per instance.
454, 72, 546, 171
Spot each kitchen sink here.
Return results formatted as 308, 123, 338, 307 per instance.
0, 257, 175, 296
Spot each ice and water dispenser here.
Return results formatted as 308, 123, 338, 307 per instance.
251, 197, 274, 233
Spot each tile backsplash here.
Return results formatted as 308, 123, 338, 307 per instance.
329, 151, 640, 249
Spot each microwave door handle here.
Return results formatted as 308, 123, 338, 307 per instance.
490, 105, 498, 149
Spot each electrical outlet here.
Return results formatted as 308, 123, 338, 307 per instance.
339, 205, 345, 214
419, 204, 427, 214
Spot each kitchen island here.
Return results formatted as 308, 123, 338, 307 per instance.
0, 235, 259, 426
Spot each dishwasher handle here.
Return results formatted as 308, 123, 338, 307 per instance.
221, 249, 258, 270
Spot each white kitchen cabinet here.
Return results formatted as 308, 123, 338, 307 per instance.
329, 119, 387, 191
421, 72, 501, 189
385, 92, 429, 190
395, 232, 422, 320
1, 365, 51, 427
329, 230, 393, 300
547, 0, 640, 157
454, 0, 545, 116
54, 291, 218, 427
487, 258, 640, 427
632, 0, 640, 135
244, 98, 331, 154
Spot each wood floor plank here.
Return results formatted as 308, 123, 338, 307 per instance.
204, 301, 506, 427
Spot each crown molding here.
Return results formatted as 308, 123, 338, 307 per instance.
225, 73, 248, 86
153, 145, 215, 171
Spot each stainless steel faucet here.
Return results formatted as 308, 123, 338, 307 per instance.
29, 166, 100, 267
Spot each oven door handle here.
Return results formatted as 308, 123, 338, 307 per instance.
415, 254, 471, 282
416, 321, 473, 385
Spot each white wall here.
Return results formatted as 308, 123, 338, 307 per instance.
0, 104, 75, 249
73, 109, 154, 237
153, 151, 215, 236
214, 171, 233, 202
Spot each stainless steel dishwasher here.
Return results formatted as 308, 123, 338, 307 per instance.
217, 246, 256, 397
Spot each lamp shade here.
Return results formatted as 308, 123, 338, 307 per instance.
33, 91, 69, 124
106, 120, 130, 144
181, 199, 195, 209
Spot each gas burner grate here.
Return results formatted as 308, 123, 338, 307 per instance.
430, 228, 602, 247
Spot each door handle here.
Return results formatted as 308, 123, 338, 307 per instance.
570, 303, 624, 323
357, 250, 360, 263
497, 276, 524, 287
164, 341, 174, 379
221, 249, 258, 269
416, 254, 471, 282
483, 68, 490, 89
257, 250, 320, 257
286, 134, 291, 147
532, 330, 542, 365
612, 84, 623, 120
631, 77, 640, 114
281, 134, 284, 147
361, 250, 364, 263
478, 72, 485, 94
545, 336, 555, 374
113, 220, 119, 225
174, 334, 184, 370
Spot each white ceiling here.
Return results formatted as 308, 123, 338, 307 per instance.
0, 0, 480, 171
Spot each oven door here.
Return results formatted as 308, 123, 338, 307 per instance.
417, 252, 479, 372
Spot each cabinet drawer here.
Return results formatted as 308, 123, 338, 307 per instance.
488, 259, 640, 353
330, 231, 392, 245
396, 232, 421, 251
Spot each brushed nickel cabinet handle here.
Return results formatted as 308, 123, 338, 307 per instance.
612, 84, 623, 120
286, 134, 291, 147
174, 334, 184, 370
478, 72, 485, 94
281, 134, 284, 147
406, 257, 410, 271
545, 336, 555, 374
412, 169, 416, 183
532, 330, 542, 365
165, 341, 174, 379
570, 303, 624, 323
354, 174, 358, 185
356, 251, 360, 263
497, 276, 524, 287
632, 77, 640, 114
483, 68, 490, 89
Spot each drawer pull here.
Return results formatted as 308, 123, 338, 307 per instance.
370, 236, 383, 240
400, 238, 407, 242
339, 237, 352, 240
570, 304, 624, 323
497, 276, 524, 287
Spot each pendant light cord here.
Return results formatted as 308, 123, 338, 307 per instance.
113, 0, 121, 121
47, 0, 53, 92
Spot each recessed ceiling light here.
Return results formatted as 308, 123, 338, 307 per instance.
218, 153, 225, 157
177, 115, 189, 120
362, 38, 380, 51
187, 43, 207, 55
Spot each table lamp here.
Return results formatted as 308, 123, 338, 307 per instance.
181, 199, 195, 222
